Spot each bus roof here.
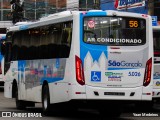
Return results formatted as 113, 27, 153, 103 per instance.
8, 11, 75, 32
7, 10, 150, 32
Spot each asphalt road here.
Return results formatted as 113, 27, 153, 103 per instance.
0, 86, 160, 120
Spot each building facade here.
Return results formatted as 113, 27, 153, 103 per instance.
0, 0, 11, 21
101, 0, 160, 24
0, 0, 100, 21
0, 0, 159, 22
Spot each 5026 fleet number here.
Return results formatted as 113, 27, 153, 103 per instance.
128, 72, 141, 76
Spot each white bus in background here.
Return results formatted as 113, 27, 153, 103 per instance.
153, 26, 160, 101
0, 21, 13, 86
0, 34, 6, 86
1, 10, 153, 117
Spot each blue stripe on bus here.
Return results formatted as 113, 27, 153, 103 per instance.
108, 68, 137, 70
153, 78, 160, 80
19, 25, 28, 30
40, 77, 63, 85
86, 11, 107, 16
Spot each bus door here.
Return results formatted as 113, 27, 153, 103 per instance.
153, 28, 160, 96
81, 16, 149, 93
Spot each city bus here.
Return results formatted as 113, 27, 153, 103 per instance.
153, 25, 160, 101
0, 34, 6, 86
1, 10, 153, 116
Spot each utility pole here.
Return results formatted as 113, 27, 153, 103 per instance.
1, 0, 3, 21
45, 0, 48, 16
56, 0, 58, 12
35, 0, 37, 20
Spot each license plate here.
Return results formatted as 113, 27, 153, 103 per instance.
104, 92, 125, 96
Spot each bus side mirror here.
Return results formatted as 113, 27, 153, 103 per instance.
0, 40, 6, 55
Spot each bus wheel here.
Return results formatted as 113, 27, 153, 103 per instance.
15, 87, 26, 110
42, 84, 51, 115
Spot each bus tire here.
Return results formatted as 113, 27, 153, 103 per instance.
42, 84, 51, 115
15, 87, 26, 110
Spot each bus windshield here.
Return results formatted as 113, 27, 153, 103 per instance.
83, 17, 146, 46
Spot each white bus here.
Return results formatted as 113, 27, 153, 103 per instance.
153, 26, 160, 100
0, 34, 6, 86
0, 21, 12, 86
1, 10, 153, 116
